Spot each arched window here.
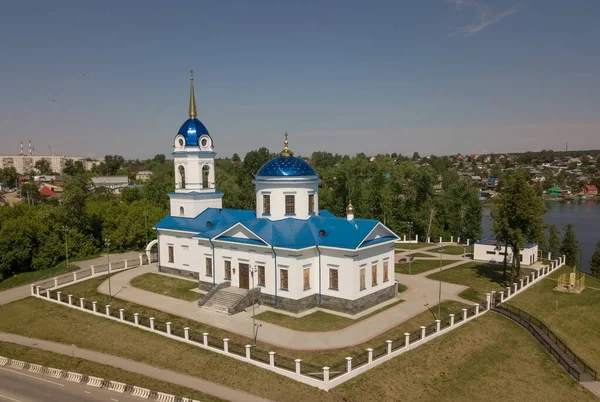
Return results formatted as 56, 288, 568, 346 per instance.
179, 206, 185, 215
178, 165, 186, 189
202, 165, 210, 189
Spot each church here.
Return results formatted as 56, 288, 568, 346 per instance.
154, 73, 400, 315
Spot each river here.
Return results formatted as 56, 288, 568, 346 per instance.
482, 201, 600, 273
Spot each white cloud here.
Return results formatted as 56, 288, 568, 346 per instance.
447, 0, 518, 36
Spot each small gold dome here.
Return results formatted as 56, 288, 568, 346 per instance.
346, 200, 355, 214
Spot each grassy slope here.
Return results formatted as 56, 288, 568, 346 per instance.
395, 259, 452, 275
130, 273, 203, 301
0, 342, 224, 402
255, 300, 403, 332
394, 242, 434, 250
0, 299, 592, 402
508, 266, 600, 371
0, 261, 78, 291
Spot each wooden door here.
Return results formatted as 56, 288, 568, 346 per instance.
239, 263, 249, 289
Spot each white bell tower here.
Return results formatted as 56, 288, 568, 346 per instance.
169, 71, 223, 218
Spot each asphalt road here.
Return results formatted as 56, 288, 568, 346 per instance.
0, 366, 142, 402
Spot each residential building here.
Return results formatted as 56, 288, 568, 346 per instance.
473, 238, 538, 266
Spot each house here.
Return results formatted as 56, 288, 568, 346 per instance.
473, 238, 538, 266
135, 171, 153, 182
39, 186, 55, 197
581, 185, 598, 196
91, 176, 130, 194
153, 74, 399, 315
547, 186, 563, 197
487, 177, 498, 188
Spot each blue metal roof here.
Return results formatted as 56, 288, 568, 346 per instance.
177, 118, 210, 147
154, 208, 396, 250
256, 156, 317, 177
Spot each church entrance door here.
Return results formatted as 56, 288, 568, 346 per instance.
239, 263, 249, 289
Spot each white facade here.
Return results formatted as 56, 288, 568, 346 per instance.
473, 240, 538, 266
0, 155, 84, 174
254, 177, 319, 220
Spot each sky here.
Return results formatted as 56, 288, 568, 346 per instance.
1, 0, 599, 159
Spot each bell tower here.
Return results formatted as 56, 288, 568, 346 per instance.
169, 71, 223, 218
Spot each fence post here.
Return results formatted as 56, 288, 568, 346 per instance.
457, 237, 460, 244
184, 327, 189, 340
68, 294, 73, 305
435, 319, 441, 332
54, 278, 58, 288
403, 235, 406, 242
139, 254, 144, 266
108, 262, 112, 273
57, 291, 62, 302
91, 265, 95, 276
323, 367, 330, 384
449, 314, 455, 326
79, 298, 85, 309
223, 339, 229, 353
427, 237, 431, 243
119, 309, 124, 320
513, 283, 518, 293
124, 260, 128, 269
486, 293, 491, 310
92, 301, 97, 313
525, 276, 529, 286
73, 272, 77, 281
134, 313, 139, 325
474, 304, 480, 315
203, 333, 208, 346
295, 359, 302, 374
421, 326, 426, 340
415, 234, 419, 242
45, 289, 50, 298
367, 348, 373, 363
386, 340, 392, 355
500, 291, 504, 303
166, 322, 172, 336
105, 305, 110, 316
31, 285, 35, 296
439, 237, 442, 243
520, 279, 524, 289
451, 236, 454, 243
149, 317, 155, 330
269, 352, 275, 367
346, 357, 352, 372
404, 332, 410, 347
462, 308, 468, 321
467, 239, 470, 246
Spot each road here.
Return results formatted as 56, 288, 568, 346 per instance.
0, 252, 141, 306
0, 365, 142, 402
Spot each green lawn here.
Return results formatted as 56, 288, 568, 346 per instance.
397, 282, 408, 293
256, 300, 403, 332
0, 342, 223, 402
130, 273, 203, 301
0, 298, 593, 402
0, 261, 79, 291
395, 259, 452, 275
394, 242, 434, 250
508, 266, 600, 371
441, 245, 469, 255
402, 252, 434, 258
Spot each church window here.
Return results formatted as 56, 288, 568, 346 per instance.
179, 206, 184, 215
168, 245, 174, 263
308, 194, 315, 213
360, 267, 366, 290
224, 260, 231, 280
285, 195, 295, 214
329, 268, 338, 290
178, 165, 186, 189
263, 194, 270, 214
280, 269, 288, 290
202, 165, 210, 189
303, 267, 310, 290
372, 264, 378, 286
205, 257, 212, 277
383, 261, 389, 282
258, 265, 265, 286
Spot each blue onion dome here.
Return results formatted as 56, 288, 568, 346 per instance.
256, 133, 317, 177
177, 118, 210, 147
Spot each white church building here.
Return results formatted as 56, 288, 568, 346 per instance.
154, 74, 399, 314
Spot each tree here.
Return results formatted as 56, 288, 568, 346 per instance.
590, 241, 600, 277
63, 159, 85, 176
98, 155, 125, 176
492, 170, 546, 283
412, 152, 420, 161
0, 168, 18, 188
34, 159, 52, 175
19, 183, 41, 204
547, 224, 561, 259
560, 224, 579, 268
232, 153, 241, 163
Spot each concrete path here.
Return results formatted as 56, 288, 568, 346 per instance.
95, 263, 473, 350
0, 332, 272, 402
0, 251, 141, 306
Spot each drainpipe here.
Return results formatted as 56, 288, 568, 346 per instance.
209, 238, 216, 285
316, 244, 322, 306
271, 244, 278, 307
156, 232, 161, 272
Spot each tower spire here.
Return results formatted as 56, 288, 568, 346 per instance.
188, 70, 197, 119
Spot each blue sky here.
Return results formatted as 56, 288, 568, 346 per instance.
1, 0, 599, 159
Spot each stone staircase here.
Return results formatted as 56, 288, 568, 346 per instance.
201, 287, 248, 314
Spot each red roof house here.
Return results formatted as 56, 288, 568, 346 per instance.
581, 185, 598, 196
39, 186, 55, 197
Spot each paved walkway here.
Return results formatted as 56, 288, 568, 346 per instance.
96, 261, 474, 350
0, 251, 141, 306
0, 332, 272, 402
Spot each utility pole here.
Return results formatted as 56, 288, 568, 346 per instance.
438, 244, 444, 320
249, 265, 259, 346
63, 226, 69, 269
105, 239, 112, 300
407, 221, 413, 274
143, 210, 148, 248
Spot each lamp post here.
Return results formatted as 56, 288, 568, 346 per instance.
407, 222, 413, 274
143, 211, 148, 248
62, 226, 69, 270
438, 243, 444, 320
249, 265, 259, 346
105, 238, 112, 300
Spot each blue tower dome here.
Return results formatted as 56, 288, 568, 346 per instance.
256, 133, 317, 177
176, 70, 212, 147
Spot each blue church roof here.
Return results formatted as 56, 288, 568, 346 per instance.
177, 118, 210, 147
256, 156, 317, 177
154, 208, 397, 250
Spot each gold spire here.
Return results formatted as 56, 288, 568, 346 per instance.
280, 132, 294, 157
188, 70, 197, 119
346, 199, 355, 214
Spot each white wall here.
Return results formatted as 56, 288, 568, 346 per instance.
254, 178, 319, 220
473, 243, 538, 266
158, 230, 200, 276
168, 192, 223, 218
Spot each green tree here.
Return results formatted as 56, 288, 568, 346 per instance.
63, 159, 85, 176
34, 159, 52, 175
547, 224, 561, 259
412, 152, 420, 161
0, 167, 18, 188
560, 224, 579, 268
590, 241, 600, 277
232, 153, 241, 163
98, 155, 125, 176
19, 183, 41, 204
492, 170, 546, 283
